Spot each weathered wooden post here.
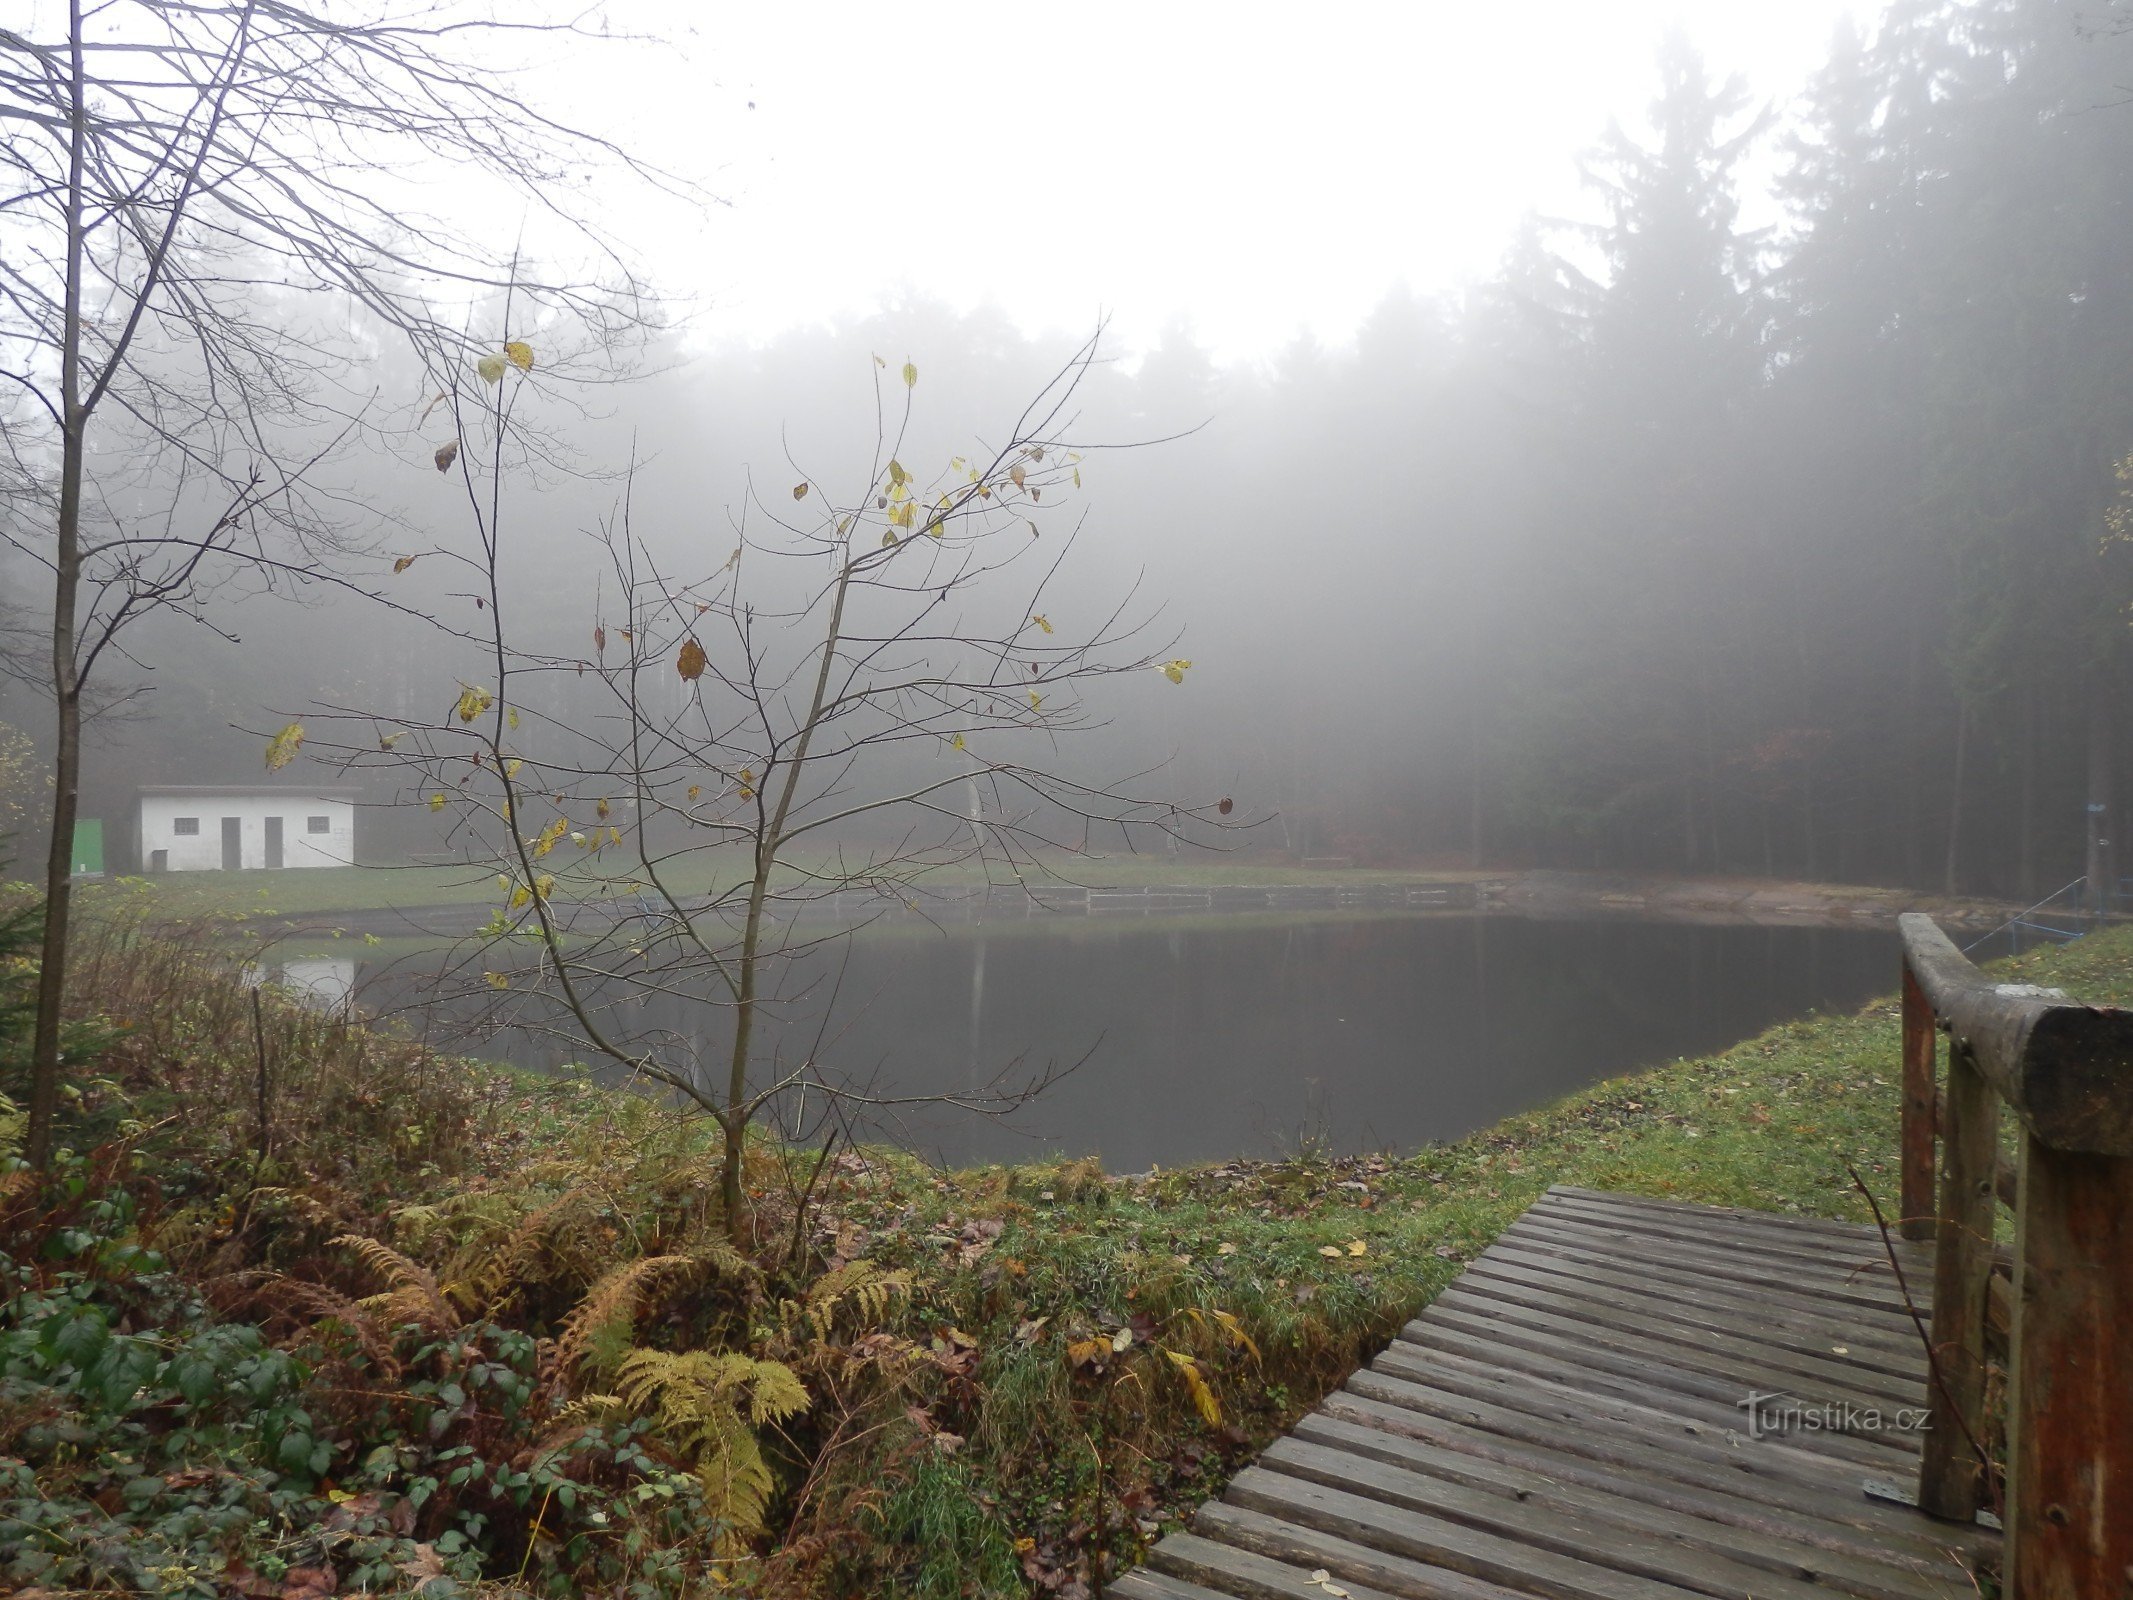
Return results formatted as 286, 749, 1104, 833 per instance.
1898, 914, 2133, 1597
1901, 960, 1938, 1242
1919, 1034, 1996, 1521
2005, 1137, 2133, 1598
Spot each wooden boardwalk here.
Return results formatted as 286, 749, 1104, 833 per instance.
1119, 1186, 1996, 1600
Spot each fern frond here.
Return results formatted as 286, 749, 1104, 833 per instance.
553, 1254, 695, 1378
609, 1347, 806, 1542
796, 1259, 911, 1342
329, 1233, 457, 1331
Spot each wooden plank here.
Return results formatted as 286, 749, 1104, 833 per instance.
1461, 1246, 1927, 1368
1287, 1414, 1958, 1600
1184, 1505, 1532, 1600
1376, 1333, 1910, 1476
1548, 1185, 1909, 1245
1318, 1387, 1996, 1573
1504, 1213, 1915, 1314
1426, 1278, 1926, 1414
2005, 1136, 2133, 1599
1400, 1307, 1919, 1464
1535, 1191, 1921, 1275
1259, 1435, 1871, 1600
1222, 1465, 1717, 1600
1507, 1203, 1914, 1292
1458, 1262, 1928, 1399
1358, 1350, 1918, 1512
1500, 1216, 1917, 1316
1143, 1528, 1420, 1600
1902, 961, 1938, 1242
1918, 1040, 1997, 1523
1107, 1568, 1247, 1600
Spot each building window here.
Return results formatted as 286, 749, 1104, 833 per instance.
172, 817, 200, 836
307, 815, 331, 834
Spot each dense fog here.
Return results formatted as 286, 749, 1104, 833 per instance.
8, 0, 2133, 899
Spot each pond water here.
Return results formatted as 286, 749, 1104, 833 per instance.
296, 911, 1898, 1171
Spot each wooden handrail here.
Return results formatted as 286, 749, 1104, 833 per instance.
1897, 912, 2133, 1598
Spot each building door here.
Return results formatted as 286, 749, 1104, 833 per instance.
264, 816, 284, 869
150, 849, 167, 873
221, 817, 242, 871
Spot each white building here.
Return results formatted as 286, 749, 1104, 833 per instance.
137, 785, 358, 872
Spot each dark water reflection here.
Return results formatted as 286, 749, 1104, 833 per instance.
345, 913, 1895, 1171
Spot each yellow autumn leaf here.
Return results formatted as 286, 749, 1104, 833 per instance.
687, 784, 701, 802
534, 873, 555, 901
1318, 1245, 1343, 1258
484, 971, 509, 990
1028, 691, 1043, 711
1031, 614, 1053, 634
597, 797, 611, 820
792, 481, 809, 500
509, 885, 531, 910
503, 758, 522, 779
1347, 1239, 1368, 1256
950, 733, 965, 751
676, 637, 707, 681
504, 340, 534, 373
1212, 1307, 1260, 1361
508, 707, 520, 730
477, 353, 506, 385
532, 818, 569, 858
455, 685, 494, 723
378, 731, 403, 750
429, 793, 447, 812
1010, 463, 1027, 489
881, 529, 900, 548
1160, 659, 1192, 684
902, 360, 918, 388
1166, 1350, 1221, 1426
890, 501, 916, 528
264, 722, 304, 772
393, 554, 418, 573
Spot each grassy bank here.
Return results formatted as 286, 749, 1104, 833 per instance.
5, 899, 2124, 1598
82, 853, 1485, 922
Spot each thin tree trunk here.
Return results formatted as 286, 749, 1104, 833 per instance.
2017, 683, 2037, 902
2085, 673, 2116, 913
1944, 703, 1969, 897
25, 2, 89, 1171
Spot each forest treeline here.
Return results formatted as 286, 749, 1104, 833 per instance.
10, 0, 2130, 899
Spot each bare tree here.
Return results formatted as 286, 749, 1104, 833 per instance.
308, 331, 1236, 1243
0, 0, 676, 1165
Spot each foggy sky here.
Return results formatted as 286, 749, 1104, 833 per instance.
585, 0, 1866, 363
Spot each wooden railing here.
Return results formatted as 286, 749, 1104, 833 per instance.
1898, 912, 2133, 1597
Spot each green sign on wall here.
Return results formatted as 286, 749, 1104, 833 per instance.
71, 818, 103, 879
